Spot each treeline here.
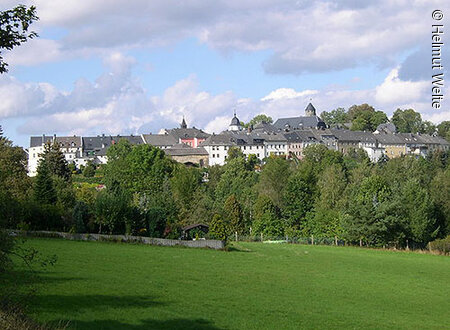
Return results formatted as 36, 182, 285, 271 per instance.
2, 128, 450, 249
321, 104, 450, 139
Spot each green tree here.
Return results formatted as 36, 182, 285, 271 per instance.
224, 194, 245, 234
400, 179, 437, 246
282, 164, 316, 231
437, 121, 450, 142
252, 195, 283, 238
226, 146, 245, 161
244, 114, 273, 128
391, 108, 424, 133
94, 189, 132, 234
320, 107, 349, 127
82, 161, 96, 177
343, 175, 394, 245
348, 104, 388, 131
170, 165, 201, 223
33, 161, 57, 205
258, 156, 292, 208
306, 164, 347, 237
0, 5, 38, 73
209, 213, 230, 241
40, 141, 71, 181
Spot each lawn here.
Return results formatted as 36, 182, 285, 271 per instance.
13, 238, 450, 329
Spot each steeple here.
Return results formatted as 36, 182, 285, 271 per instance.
305, 102, 316, 116
229, 110, 241, 131
180, 116, 187, 129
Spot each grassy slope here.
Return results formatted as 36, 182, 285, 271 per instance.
18, 239, 450, 329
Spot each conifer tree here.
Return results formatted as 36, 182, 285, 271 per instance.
34, 161, 57, 205
40, 141, 71, 181
224, 194, 244, 234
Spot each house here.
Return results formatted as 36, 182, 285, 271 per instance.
28, 135, 82, 176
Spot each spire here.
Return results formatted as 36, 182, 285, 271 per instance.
305, 102, 316, 116
180, 116, 187, 129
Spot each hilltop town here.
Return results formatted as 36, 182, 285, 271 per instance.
27, 103, 449, 175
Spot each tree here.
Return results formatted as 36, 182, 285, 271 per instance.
170, 165, 201, 223
348, 104, 388, 131
209, 213, 230, 241
226, 146, 245, 161
391, 108, 423, 133
82, 161, 96, 177
252, 195, 283, 238
244, 114, 273, 128
40, 141, 71, 181
437, 121, 450, 142
0, 5, 38, 73
257, 156, 292, 208
223, 195, 245, 234
33, 162, 57, 205
320, 107, 349, 127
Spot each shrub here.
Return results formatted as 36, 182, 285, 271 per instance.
428, 236, 450, 255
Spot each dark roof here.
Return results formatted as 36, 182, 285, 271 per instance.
164, 144, 209, 156
167, 128, 210, 139
30, 135, 53, 148
252, 121, 278, 133
273, 116, 326, 131
305, 103, 316, 114
376, 122, 397, 134
142, 134, 177, 146
55, 136, 82, 148
230, 114, 240, 126
329, 129, 376, 143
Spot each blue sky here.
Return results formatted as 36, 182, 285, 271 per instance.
1, 0, 449, 147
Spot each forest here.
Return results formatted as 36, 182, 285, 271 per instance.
1, 126, 449, 251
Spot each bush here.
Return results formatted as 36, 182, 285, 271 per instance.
428, 236, 450, 255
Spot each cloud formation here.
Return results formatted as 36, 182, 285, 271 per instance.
4, 0, 448, 75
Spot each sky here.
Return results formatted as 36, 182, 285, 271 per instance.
1, 0, 449, 147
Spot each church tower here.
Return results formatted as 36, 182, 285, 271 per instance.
180, 116, 187, 129
229, 111, 241, 131
305, 103, 317, 116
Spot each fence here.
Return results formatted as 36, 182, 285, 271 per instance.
11, 230, 225, 250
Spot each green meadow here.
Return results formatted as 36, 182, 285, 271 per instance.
14, 238, 450, 329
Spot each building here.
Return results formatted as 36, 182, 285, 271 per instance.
28, 135, 83, 176
164, 143, 209, 167
161, 118, 210, 148
273, 103, 327, 131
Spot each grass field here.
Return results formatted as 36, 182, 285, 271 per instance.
13, 238, 450, 329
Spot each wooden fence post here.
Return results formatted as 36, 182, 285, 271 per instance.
335, 235, 338, 246
311, 235, 314, 245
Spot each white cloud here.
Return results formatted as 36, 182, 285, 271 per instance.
261, 88, 318, 101
375, 68, 428, 104
5, 0, 449, 74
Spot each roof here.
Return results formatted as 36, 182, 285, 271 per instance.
252, 121, 278, 133
30, 135, 53, 148
142, 134, 177, 146
329, 129, 376, 143
167, 127, 210, 139
376, 122, 397, 134
182, 223, 209, 231
230, 114, 240, 126
55, 136, 82, 148
164, 144, 209, 156
273, 116, 326, 131
305, 103, 316, 114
